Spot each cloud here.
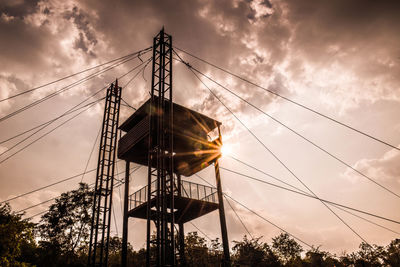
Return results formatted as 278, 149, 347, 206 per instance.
279, 0, 400, 111
343, 146, 400, 184
63, 5, 98, 56
0, 0, 40, 18
1, 0, 399, 254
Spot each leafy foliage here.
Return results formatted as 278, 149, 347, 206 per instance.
2, 183, 400, 266
272, 233, 303, 265
0, 203, 36, 267
184, 231, 209, 266
383, 239, 400, 266
232, 235, 281, 266
37, 182, 93, 266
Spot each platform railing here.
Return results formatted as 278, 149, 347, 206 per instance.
129, 179, 218, 210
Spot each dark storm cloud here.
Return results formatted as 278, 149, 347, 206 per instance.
0, 0, 106, 107
0, 0, 284, 115
1, 0, 400, 254
283, 0, 400, 76
2, 0, 400, 108
78, 0, 279, 110
63, 6, 98, 55
0, 0, 40, 18
0, 16, 51, 71
262, 0, 272, 9
74, 32, 89, 53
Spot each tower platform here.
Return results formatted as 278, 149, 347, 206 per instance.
118, 97, 222, 176
127, 179, 218, 223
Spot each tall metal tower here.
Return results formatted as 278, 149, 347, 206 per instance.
88, 81, 122, 266
118, 29, 231, 266
146, 28, 175, 266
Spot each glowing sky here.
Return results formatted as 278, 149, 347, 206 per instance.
1, 0, 399, 254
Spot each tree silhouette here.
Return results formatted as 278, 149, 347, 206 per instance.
272, 233, 303, 265
1, 184, 400, 267
37, 183, 92, 266
232, 235, 281, 266
0, 203, 35, 266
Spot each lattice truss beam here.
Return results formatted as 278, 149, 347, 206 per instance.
146, 28, 177, 266
88, 82, 122, 266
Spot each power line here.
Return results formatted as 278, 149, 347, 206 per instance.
174, 54, 370, 246
228, 155, 311, 196
0, 97, 105, 159
195, 65, 400, 200
0, 59, 151, 164
81, 124, 102, 183
0, 98, 103, 164
0, 51, 151, 124
195, 174, 313, 248
0, 99, 102, 145
112, 203, 119, 237
203, 175, 254, 239
115, 131, 126, 217
224, 156, 400, 233
0, 69, 121, 146
0, 168, 96, 204
3, 58, 149, 207
0, 47, 152, 103
1, 158, 126, 204
224, 195, 254, 239
121, 98, 136, 110
0, 56, 131, 123
173, 46, 400, 152
119, 58, 153, 83
118, 58, 152, 111
189, 222, 212, 241
224, 193, 314, 248
115, 162, 124, 217
22, 167, 141, 219
177, 56, 400, 200
20, 182, 96, 214
19, 196, 58, 213
219, 167, 400, 226
26, 210, 47, 220
123, 57, 152, 89
331, 204, 400, 236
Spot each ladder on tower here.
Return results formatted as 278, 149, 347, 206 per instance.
88, 81, 122, 266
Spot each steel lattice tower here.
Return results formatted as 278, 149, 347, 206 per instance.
88, 81, 122, 266
146, 28, 176, 266
118, 29, 231, 267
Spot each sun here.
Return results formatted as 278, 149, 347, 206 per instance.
220, 143, 232, 156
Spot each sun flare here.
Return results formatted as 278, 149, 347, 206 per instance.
220, 143, 232, 156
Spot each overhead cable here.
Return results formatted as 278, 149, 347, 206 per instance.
0, 59, 151, 164
225, 156, 400, 231
195, 174, 312, 248
175, 54, 370, 246
0, 52, 151, 124
22, 167, 141, 218
173, 46, 399, 152
219, 167, 400, 226
0, 47, 152, 103
179, 57, 400, 200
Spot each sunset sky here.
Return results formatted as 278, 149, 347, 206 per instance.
1, 0, 399, 254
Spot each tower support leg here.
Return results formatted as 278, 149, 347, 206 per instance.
178, 223, 186, 266
177, 174, 186, 265
122, 161, 130, 267
215, 159, 231, 266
